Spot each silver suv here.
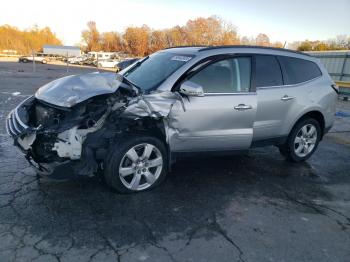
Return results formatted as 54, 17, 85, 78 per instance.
6, 46, 338, 193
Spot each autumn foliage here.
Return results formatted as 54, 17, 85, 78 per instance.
81, 16, 284, 56
0, 25, 61, 55
1, 16, 349, 57
295, 36, 350, 51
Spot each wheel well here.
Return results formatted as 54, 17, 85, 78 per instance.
120, 117, 172, 170
298, 111, 325, 137
122, 117, 167, 144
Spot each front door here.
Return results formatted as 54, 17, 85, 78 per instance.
168, 56, 257, 152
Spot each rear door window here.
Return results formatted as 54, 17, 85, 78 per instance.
277, 56, 322, 85
255, 55, 283, 88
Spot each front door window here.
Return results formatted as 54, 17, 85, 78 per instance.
189, 57, 251, 93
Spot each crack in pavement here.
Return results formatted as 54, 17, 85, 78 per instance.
272, 184, 350, 230
134, 216, 178, 262
86, 199, 122, 262
182, 213, 245, 262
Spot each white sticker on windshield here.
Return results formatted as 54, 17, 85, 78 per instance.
171, 56, 192, 62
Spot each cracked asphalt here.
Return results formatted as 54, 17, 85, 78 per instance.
1, 61, 350, 262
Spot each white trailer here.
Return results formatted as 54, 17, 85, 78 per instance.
43, 45, 81, 57
88, 52, 117, 60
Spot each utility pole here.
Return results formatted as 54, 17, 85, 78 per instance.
66, 52, 69, 73
96, 53, 99, 72
32, 50, 36, 73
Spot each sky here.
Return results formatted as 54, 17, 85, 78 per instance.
1, 0, 349, 45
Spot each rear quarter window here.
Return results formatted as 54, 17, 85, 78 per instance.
277, 56, 322, 85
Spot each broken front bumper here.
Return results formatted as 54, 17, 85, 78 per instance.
25, 156, 84, 180
6, 101, 84, 180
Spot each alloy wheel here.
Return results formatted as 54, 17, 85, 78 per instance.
293, 124, 318, 158
118, 143, 163, 191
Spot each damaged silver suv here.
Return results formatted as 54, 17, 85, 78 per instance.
6, 46, 337, 193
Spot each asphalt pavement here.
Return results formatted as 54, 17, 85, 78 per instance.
0, 62, 350, 262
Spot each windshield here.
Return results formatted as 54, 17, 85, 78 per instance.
124, 52, 193, 91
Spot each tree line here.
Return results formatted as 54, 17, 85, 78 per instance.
82, 17, 350, 56
293, 35, 350, 51
0, 25, 61, 55
81, 16, 284, 57
1, 16, 349, 56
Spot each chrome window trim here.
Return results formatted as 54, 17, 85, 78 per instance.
204, 92, 257, 96
257, 75, 322, 90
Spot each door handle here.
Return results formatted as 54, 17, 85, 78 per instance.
234, 104, 252, 110
281, 95, 295, 101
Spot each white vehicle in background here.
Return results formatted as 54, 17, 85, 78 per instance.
68, 56, 87, 65
18, 53, 48, 64
98, 59, 119, 68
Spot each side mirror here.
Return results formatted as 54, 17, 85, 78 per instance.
179, 81, 204, 97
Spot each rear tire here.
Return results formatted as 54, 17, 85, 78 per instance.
104, 135, 168, 193
279, 118, 321, 162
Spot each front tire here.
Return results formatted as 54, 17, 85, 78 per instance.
104, 136, 168, 193
279, 118, 321, 162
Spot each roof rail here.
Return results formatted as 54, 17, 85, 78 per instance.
198, 45, 311, 56
164, 45, 208, 50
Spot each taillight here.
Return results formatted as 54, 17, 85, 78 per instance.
331, 84, 339, 94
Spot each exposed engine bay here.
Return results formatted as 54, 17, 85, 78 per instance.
6, 72, 185, 178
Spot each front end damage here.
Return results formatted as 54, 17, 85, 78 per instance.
6, 73, 185, 179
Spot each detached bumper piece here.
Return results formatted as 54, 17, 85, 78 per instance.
25, 154, 97, 180
26, 155, 81, 180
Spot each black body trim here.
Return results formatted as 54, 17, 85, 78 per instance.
250, 136, 288, 148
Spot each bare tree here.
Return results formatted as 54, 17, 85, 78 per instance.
81, 21, 100, 52
256, 33, 270, 47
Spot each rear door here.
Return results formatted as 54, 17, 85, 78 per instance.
169, 55, 257, 152
254, 55, 325, 142
253, 55, 296, 141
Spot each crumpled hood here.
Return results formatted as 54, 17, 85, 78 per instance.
35, 72, 122, 107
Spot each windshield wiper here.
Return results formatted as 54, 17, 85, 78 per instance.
116, 73, 142, 94
119, 56, 150, 92
123, 56, 149, 77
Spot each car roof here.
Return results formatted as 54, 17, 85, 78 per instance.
162, 45, 311, 59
